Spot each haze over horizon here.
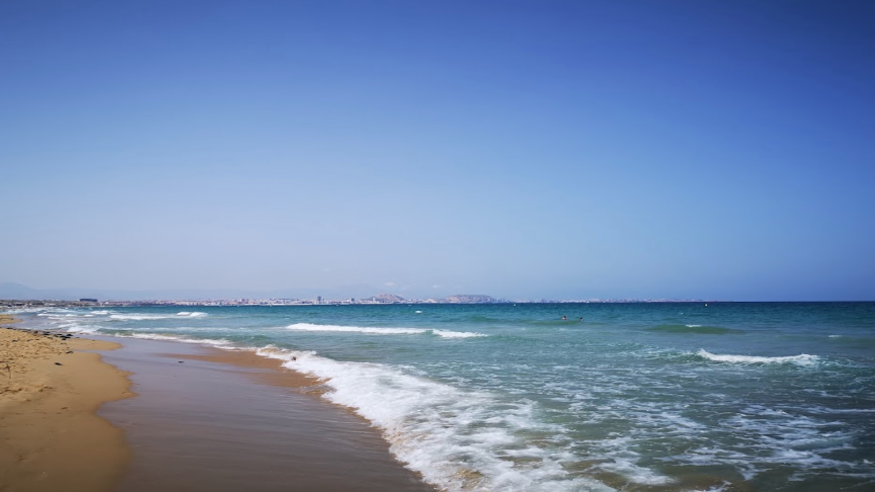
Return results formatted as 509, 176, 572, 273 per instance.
0, 280, 733, 302
2, 1, 873, 302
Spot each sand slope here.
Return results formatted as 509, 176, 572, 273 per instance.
0, 324, 133, 492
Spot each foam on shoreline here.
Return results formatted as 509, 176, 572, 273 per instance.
96, 336, 437, 492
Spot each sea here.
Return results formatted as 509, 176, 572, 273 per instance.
13, 302, 875, 492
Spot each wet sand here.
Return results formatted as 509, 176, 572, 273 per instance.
0, 324, 132, 492
1, 314, 436, 492
98, 337, 436, 492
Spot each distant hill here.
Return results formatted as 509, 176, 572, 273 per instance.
0, 282, 45, 299
360, 293, 407, 303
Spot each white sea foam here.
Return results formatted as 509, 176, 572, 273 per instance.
671, 409, 870, 480
107, 312, 209, 320
7, 308, 56, 315
431, 329, 484, 339
686, 324, 702, 328
680, 483, 730, 492
252, 347, 613, 492
574, 432, 677, 486
34, 314, 104, 334
599, 458, 673, 485
285, 323, 485, 339
286, 323, 422, 335
109, 314, 174, 320
64, 324, 100, 334
119, 332, 237, 349
697, 349, 820, 366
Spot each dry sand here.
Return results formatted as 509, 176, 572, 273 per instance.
0, 319, 133, 492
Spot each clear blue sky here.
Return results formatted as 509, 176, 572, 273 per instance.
1, 0, 873, 301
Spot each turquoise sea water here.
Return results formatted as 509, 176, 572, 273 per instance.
19, 302, 875, 492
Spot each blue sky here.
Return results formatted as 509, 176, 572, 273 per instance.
1, 0, 872, 301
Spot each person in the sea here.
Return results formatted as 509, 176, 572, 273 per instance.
579, 318, 583, 322
561, 316, 567, 320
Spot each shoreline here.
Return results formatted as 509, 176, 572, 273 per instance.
98, 336, 436, 492
0, 322, 133, 492
2, 314, 435, 492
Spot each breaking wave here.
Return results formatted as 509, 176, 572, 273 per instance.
696, 349, 820, 366
109, 312, 209, 321
285, 323, 485, 339
255, 346, 613, 492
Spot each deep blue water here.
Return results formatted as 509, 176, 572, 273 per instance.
21, 302, 875, 492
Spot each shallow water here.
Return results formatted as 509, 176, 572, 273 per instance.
23, 302, 875, 491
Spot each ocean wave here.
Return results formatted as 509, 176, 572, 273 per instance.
431, 329, 485, 339
696, 349, 820, 366
109, 314, 174, 320
253, 347, 613, 492
284, 323, 485, 339
6, 308, 57, 315
108, 312, 209, 321
679, 483, 730, 492
598, 457, 673, 485
118, 332, 237, 349
691, 411, 873, 480
63, 324, 101, 334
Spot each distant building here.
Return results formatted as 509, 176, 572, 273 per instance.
443, 295, 496, 304
79, 298, 98, 303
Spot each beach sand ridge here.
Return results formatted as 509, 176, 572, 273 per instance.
0, 324, 133, 492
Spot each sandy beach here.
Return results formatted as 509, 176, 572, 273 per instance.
0, 319, 132, 492
1, 316, 434, 492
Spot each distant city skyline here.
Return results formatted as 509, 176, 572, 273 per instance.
2, 1, 873, 302
0, 281, 866, 304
